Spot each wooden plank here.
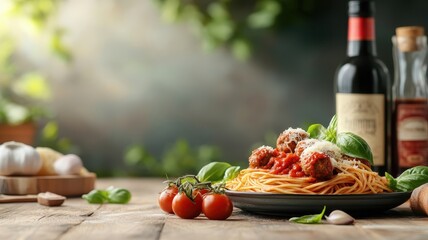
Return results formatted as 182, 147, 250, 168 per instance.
0, 178, 427, 240
0, 198, 100, 240
58, 195, 166, 240
159, 211, 381, 240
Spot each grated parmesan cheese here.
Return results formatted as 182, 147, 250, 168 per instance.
277, 128, 309, 152
281, 128, 309, 142
256, 145, 274, 151
300, 140, 342, 167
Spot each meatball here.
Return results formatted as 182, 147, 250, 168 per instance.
276, 128, 309, 153
300, 151, 334, 180
249, 146, 275, 169
295, 139, 320, 157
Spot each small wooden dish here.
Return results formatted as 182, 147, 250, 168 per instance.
37, 192, 66, 206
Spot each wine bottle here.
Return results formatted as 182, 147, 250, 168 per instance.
334, 0, 391, 175
392, 26, 428, 176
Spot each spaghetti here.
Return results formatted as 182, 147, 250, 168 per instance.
226, 161, 392, 194
226, 128, 392, 195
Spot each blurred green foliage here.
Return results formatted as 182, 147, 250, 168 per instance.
37, 121, 80, 154
124, 132, 282, 177
0, 34, 50, 124
155, 0, 317, 60
0, 1, 76, 154
0, 0, 71, 125
8, 0, 72, 60
124, 139, 228, 177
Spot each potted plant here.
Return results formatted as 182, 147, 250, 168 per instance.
0, 0, 69, 146
0, 30, 51, 146
0, 33, 51, 146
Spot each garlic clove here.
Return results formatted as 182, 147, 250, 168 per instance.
54, 154, 83, 175
36, 147, 64, 176
325, 210, 355, 225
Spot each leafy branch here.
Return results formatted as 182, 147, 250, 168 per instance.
156, 0, 281, 60
0, 0, 71, 124
155, 0, 318, 60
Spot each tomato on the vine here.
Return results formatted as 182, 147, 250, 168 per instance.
158, 186, 178, 214
172, 191, 203, 219
202, 193, 233, 220
196, 188, 210, 197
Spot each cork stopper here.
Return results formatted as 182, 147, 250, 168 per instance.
395, 26, 425, 52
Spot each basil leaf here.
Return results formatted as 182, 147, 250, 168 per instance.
327, 115, 338, 134
385, 172, 398, 191
394, 166, 428, 192
223, 166, 241, 182
289, 206, 326, 224
83, 187, 132, 204
325, 115, 338, 143
197, 162, 231, 183
82, 190, 109, 204
336, 132, 373, 165
107, 187, 132, 204
308, 115, 337, 142
307, 124, 327, 140
395, 174, 428, 192
399, 166, 428, 178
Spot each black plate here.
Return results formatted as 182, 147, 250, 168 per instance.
225, 190, 411, 216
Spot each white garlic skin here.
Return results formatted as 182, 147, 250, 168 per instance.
0, 141, 41, 176
54, 154, 83, 175
325, 210, 355, 225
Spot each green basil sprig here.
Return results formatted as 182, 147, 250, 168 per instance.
307, 115, 373, 165
307, 124, 326, 140
289, 206, 326, 224
386, 166, 428, 192
82, 189, 109, 204
165, 162, 240, 197
82, 186, 132, 204
308, 115, 337, 142
223, 166, 241, 182
336, 132, 373, 165
106, 186, 132, 204
197, 162, 240, 183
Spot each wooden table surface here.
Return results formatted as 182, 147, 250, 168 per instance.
0, 178, 427, 240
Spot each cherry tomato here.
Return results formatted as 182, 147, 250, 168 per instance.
196, 188, 210, 197
172, 191, 203, 219
158, 186, 178, 214
202, 193, 233, 220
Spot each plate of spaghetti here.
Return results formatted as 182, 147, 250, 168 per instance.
225, 127, 411, 215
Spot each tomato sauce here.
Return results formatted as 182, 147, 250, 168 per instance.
269, 153, 304, 177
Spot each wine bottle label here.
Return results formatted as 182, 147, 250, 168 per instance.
348, 17, 374, 41
336, 93, 385, 166
397, 102, 428, 167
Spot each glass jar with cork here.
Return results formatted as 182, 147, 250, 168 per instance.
392, 26, 428, 176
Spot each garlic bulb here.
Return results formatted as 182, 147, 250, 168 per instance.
0, 141, 41, 176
